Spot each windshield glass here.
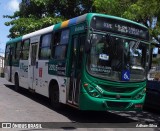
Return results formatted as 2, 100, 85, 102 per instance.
87, 34, 149, 82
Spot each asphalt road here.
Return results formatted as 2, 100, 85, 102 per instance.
0, 78, 159, 131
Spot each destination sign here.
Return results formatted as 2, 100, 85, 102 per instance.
91, 16, 149, 40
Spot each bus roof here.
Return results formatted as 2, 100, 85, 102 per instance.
6, 36, 22, 45
89, 13, 147, 28
6, 13, 148, 45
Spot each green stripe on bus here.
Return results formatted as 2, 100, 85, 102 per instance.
6, 36, 22, 45
53, 23, 61, 31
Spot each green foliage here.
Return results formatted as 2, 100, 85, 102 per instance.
93, 0, 134, 17
152, 57, 160, 65
3, 0, 160, 39
4, 0, 94, 38
5, 17, 63, 38
94, 0, 160, 39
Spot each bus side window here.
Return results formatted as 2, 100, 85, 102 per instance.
52, 29, 69, 60
78, 36, 85, 69
15, 42, 21, 60
39, 33, 52, 59
21, 39, 30, 60
11, 46, 15, 61
5, 45, 10, 65
52, 31, 61, 59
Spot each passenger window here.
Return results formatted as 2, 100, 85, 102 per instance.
5, 45, 10, 65
21, 39, 30, 60
52, 29, 69, 59
39, 33, 52, 59
15, 42, 21, 60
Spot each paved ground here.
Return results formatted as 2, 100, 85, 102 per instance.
0, 78, 159, 131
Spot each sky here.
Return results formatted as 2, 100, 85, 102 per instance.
0, 0, 20, 56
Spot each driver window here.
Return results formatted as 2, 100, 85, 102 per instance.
90, 35, 111, 67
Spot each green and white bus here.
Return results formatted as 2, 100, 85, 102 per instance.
4, 13, 150, 111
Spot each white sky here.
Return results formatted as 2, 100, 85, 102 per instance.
7, 0, 20, 12
0, 0, 20, 56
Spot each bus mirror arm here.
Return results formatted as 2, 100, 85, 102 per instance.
85, 39, 91, 53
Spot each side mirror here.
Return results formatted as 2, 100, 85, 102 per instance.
85, 39, 91, 53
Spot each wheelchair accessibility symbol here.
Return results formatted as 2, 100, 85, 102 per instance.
122, 70, 130, 81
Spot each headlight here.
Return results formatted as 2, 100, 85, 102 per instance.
83, 83, 101, 98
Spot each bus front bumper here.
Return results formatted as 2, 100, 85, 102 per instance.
79, 93, 145, 111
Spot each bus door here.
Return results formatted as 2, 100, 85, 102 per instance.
68, 34, 85, 105
29, 43, 38, 90
9, 47, 13, 82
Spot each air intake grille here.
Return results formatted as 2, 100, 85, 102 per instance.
99, 85, 137, 93
107, 101, 129, 108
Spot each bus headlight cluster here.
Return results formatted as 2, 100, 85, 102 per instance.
84, 83, 101, 98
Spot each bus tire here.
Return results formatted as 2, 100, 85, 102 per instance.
50, 83, 62, 110
15, 74, 20, 92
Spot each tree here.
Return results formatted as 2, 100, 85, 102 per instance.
4, 0, 94, 38
93, 0, 160, 40
5, 0, 160, 39
93, 0, 134, 17
4, 0, 63, 38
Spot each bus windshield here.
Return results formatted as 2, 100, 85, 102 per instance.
87, 34, 149, 82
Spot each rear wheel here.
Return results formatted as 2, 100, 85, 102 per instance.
50, 84, 62, 110
15, 74, 20, 91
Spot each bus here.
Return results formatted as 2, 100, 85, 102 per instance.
4, 13, 150, 111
